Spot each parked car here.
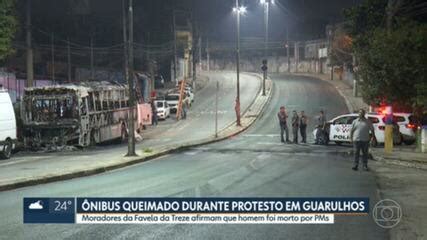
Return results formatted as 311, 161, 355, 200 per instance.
0, 88, 17, 159
154, 100, 170, 120
392, 113, 417, 145
327, 113, 402, 146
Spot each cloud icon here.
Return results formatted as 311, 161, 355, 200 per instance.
28, 200, 43, 210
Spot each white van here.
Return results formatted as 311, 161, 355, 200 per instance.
0, 88, 17, 159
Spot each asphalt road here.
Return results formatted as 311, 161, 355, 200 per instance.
0, 74, 388, 240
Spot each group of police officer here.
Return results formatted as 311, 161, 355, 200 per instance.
277, 106, 374, 171
277, 106, 310, 144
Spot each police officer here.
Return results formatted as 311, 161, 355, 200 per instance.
350, 109, 375, 171
315, 110, 327, 144
299, 111, 308, 143
277, 106, 290, 143
291, 110, 299, 144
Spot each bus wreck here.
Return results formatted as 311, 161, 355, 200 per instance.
21, 81, 151, 149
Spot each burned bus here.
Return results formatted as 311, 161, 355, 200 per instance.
21, 81, 150, 149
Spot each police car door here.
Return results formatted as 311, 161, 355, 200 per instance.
329, 116, 355, 142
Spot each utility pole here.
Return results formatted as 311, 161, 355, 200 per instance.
294, 41, 298, 73
127, 0, 136, 156
215, 80, 219, 138
51, 32, 55, 84
198, 36, 202, 72
26, 0, 34, 88
67, 38, 71, 82
90, 37, 94, 80
122, 0, 129, 86
146, 33, 154, 93
262, 0, 270, 96
206, 38, 210, 72
264, 1, 269, 57
173, 9, 178, 84
327, 26, 334, 80
191, 17, 197, 91
286, 26, 290, 73
235, 0, 242, 127
352, 54, 357, 97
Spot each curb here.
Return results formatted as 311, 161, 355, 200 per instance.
370, 154, 427, 170
0, 73, 273, 192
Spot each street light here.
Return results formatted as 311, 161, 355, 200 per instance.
233, 0, 245, 127
233, 6, 247, 13
260, 0, 274, 96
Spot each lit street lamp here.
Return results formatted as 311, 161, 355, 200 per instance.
233, 0, 246, 127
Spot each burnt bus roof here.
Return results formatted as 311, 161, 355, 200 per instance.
24, 81, 127, 96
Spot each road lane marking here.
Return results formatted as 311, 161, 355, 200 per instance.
242, 134, 280, 137
256, 142, 285, 145
184, 151, 200, 156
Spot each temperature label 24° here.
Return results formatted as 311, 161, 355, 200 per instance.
23, 198, 75, 224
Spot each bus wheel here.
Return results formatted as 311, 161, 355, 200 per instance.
0, 139, 12, 159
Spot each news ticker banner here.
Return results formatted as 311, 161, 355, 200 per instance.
23, 197, 369, 224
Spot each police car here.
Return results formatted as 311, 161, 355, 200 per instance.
327, 113, 402, 146
393, 113, 417, 145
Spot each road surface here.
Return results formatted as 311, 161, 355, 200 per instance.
0, 74, 388, 240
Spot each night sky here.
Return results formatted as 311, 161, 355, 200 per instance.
21, 0, 363, 46
195, 0, 362, 41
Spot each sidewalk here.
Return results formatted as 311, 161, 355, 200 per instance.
0, 74, 273, 191
371, 146, 427, 170
294, 72, 426, 169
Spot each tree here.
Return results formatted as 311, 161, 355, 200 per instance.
344, 0, 427, 109
356, 22, 427, 107
329, 25, 353, 68
0, 0, 17, 60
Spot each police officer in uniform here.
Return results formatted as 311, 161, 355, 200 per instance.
299, 111, 308, 143
315, 110, 327, 144
350, 109, 375, 171
291, 110, 299, 144
277, 106, 290, 143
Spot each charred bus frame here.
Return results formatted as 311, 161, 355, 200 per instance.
21, 81, 138, 149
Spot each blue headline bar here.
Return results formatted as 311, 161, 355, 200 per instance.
76, 197, 369, 214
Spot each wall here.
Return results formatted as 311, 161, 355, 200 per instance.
0, 70, 53, 103
202, 56, 329, 75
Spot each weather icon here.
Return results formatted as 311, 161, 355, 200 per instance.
28, 200, 43, 210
